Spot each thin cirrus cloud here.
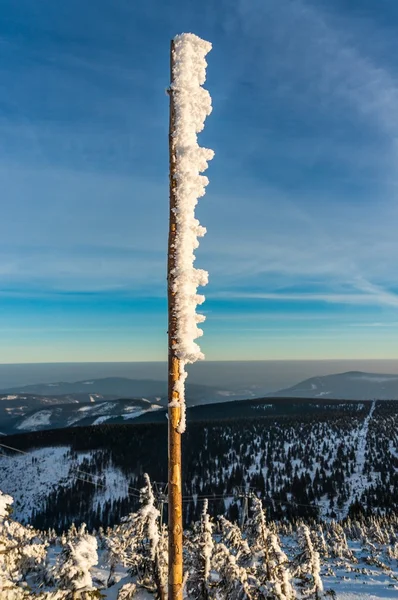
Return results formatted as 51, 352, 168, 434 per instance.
213, 289, 398, 309
235, 0, 398, 138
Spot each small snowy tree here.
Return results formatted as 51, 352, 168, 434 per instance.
186, 499, 214, 599
117, 582, 137, 600
327, 522, 355, 562
0, 490, 20, 593
245, 498, 295, 600
219, 515, 251, 564
294, 525, 323, 599
246, 497, 271, 555
112, 474, 166, 598
106, 531, 126, 588
265, 533, 296, 600
0, 490, 48, 595
314, 525, 329, 559
55, 523, 98, 594
212, 542, 256, 600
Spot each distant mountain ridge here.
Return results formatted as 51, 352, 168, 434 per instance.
2, 370, 398, 434
0, 377, 214, 399
0, 376, 256, 434
270, 370, 398, 399
0, 376, 256, 404
0, 397, 165, 434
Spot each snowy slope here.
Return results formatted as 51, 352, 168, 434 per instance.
1, 398, 164, 434
0, 446, 83, 522
0, 445, 130, 524
16, 410, 53, 430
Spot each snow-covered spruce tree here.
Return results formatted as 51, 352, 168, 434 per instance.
367, 516, 387, 545
185, 499, 214, 599
294, 525, 323, 599
313, 525, 329, 559
106, 530, 127, 588
212, 542, 257, 600
345, 518, 366, 543
387, 542, 398, 561
115, 474, 166, 598
67, 522, 78, 541
116, 582, 137, 600
18, 536, 49, 590
0, 490, 49, 596
246, 498, 270, 550
55, 523, 98, 596
105, 502, 143, 587
243, 497, 295, 600
218, 515, 251, 565
326, 521, 355, 562
0, 490, 21, 594
263, 533, 296, 600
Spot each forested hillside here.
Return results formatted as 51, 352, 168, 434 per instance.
1, 400, 397, 532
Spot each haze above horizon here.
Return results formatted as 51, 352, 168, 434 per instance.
2, 360, 398, 393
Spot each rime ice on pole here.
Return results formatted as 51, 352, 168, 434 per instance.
171, 33, 214, 433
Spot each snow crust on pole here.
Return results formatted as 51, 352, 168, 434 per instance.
171, 33, 214, 433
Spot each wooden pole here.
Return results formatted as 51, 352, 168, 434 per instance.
168, 39, 183, 600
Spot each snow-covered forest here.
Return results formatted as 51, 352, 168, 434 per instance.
1, 399, 397, 532
1, 400, 398, 598
2, 476, 398, 599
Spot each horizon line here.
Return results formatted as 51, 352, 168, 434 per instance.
1, 358, 398, 366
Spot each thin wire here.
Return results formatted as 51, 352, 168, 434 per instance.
0, 442, 323, 510
182, 495, 233, 500
0, 441, 143, 499
0, 442, 27, 454
73, 476, 141, 499
73, 468, 143, 495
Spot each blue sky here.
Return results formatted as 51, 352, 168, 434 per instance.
2, 0, 398, 362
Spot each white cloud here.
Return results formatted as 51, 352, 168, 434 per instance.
212, 288, 398, 309
237, 0, 398, 138
349, 322, 398, 328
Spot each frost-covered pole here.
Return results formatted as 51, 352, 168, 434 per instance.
167, 33, 213, 600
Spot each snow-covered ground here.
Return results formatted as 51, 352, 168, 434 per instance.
340, 400, 376, 516
16, 409, 53, 430
320, 543, 398, 599
0, 446, 130, 523
0, 447, 74, 522
6, 507, 398, 599
49, 539, 398, 599
320, 546, 398, 599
